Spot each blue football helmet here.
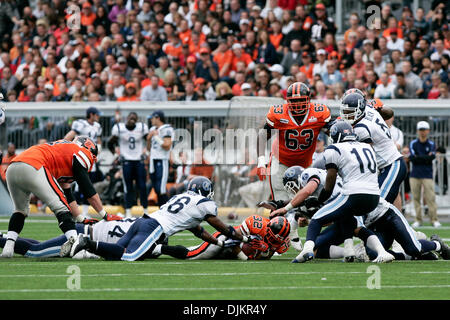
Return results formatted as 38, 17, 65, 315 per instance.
282, 166, 304, 196
330, 120, 357, 143
340, 90, 367, 125
187, 176, 214, 199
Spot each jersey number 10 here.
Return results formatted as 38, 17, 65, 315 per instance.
351, 148, 377, 174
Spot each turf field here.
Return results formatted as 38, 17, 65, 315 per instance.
0, 215, 449, 300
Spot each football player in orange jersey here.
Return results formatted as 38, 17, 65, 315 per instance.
185, 215, 291, 260
256, 82, 331, 250
0, 136, 120, 258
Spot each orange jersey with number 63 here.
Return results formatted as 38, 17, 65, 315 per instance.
266, 102, 331, 168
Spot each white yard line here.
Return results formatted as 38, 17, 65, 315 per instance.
1, 271, 450, 278
1, 284, 450, 293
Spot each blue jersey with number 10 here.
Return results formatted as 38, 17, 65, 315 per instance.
150, 191, 218, 236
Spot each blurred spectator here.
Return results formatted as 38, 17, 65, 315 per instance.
321, 60, 342, 86
280, 39, 302, 74
313, 49, 327, 77
402, 60, 423, 97
140, 75, 168, 101
195, 48, 219, 83
374, 72, 396, 99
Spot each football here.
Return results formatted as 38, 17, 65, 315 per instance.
241, 242, 257, 259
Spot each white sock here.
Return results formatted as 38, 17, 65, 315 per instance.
303, 240, 315, 252
344, 238, 354, 249
6, 231, 18, 242
433, 241, 441, 252
126, 209, 131, 217
143, 208, 148, 215
83, 205, 89, 215
152, 244, 162, 255
286, 213, 299, 238
65, 230, 77, 240
329, 245, 345, 259
366, 235, 386, 255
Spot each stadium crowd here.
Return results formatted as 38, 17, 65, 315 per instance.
0, 0, 449, 104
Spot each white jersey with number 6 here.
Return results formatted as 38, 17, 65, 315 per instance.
111, 122, 149, 161
323, 142, 380, 196
151, 191, 218, 236
91, 218, 137, 243
353, 107, 402, 169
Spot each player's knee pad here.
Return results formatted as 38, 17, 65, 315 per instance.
55, 211, 76, 233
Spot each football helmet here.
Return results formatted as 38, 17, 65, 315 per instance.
282, 165, 304, 196
286, 82, 310, 116
330, 120, 357, 143
74, 135, 98, 159
187, 176, 214, 199
339, 91, 366, 124
265, 216, 290, 246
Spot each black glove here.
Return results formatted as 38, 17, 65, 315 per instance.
257, 200, 286, 211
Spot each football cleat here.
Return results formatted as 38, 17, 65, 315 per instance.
70, 234, 90, 258
59, 236, 76, 257
0, 239, 15, 258
72, 249, 100, 260
417, 251, 439, 260
292, 252, 314, 263
372, 251, 395, 263
354, 243, 370, 262
433, 221, 442, 228
430, 234, 450, 260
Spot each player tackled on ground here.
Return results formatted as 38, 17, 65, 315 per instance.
67, 176, 257, 261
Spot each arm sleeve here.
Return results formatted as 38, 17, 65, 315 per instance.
73, 157, 97, 199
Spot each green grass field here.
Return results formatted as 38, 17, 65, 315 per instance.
0, 216, 449, 300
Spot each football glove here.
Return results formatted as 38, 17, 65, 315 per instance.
221, 239, 242, 248
104, 213, 123, 221
257, 200, 286, 211
82, 218, 99, 225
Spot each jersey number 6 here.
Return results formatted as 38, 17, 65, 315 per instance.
167, 196, 191, 214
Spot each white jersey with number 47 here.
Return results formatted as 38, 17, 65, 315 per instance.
151, 191, 218, 237
353, 107, 402, 169
91, 218, 137, 243
323, 142, 380, 196
111, 122, 149, 161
